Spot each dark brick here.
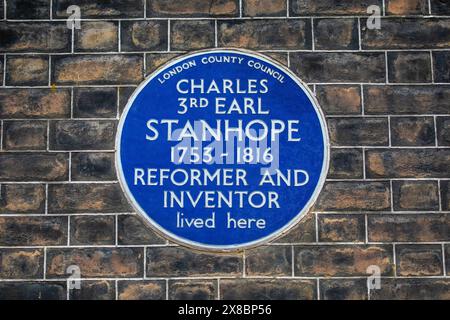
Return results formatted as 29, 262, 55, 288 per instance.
70, 215, 115, 245
437, 116, 450, 146
220, 279, 316, 300
71, 152, 116, 181
320, 279, 368, 300
0, 216, 67, 246
318, 214, 365, 242
316, 85, 362, 115
361, 18, 450, 49
118, 280, 165, 300
118, 214, 166, 245
368, 214, 450, 242
171, 20, 215, 50
329, 148, 364, 179
118, 87, 136, 114
245, 246, 291, 276
146, 247, 242, 277
3, 120, 47, 150
73, 88, 117, 118
314, 19, 359, 50
0, 282, 66, 300
274, 213, 316, 243
370, 278, 450, 300
146, 53, 179, 75
243, 0, 286, 17
364, 85, 450, 115
0, 153, 68, 181
47, 247, 144, 278
366, 149, 450, 178
328, 117, 389, 146
0, 184, 45, 214
0, 57, 3, 85
75, 21, 118, 52
386, 0, 428, 15
388, 52, 432, 83
218, 19, 311, 50
447, 245, 450, 274
442, 181, 450, 210
290, 53, 385, 83
52, 55, 144, 85
7, 0, 50, 19
393, 180, 439, 211
290, 0, 382, 16
48, 183, 131, 213
6, 56, 49, 86
391, 117, 436, 146
316, 181, 391, 211
49, 120, 117, 150
396, 244, 443, 276
169, 280, 216, 300
53, 0, 145, 18
0, 88, 71, 119
120, 21, 168, 52
294, 245, 393, 276
70, 280, 115, 300
147, 0, 239, 17
0, 249, 43, 279
265, 52, 288, 66
433, 51, 450, 82
0, 22, 70, 52
431, 0, 450, 15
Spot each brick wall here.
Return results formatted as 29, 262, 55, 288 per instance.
0, 0, 449, 300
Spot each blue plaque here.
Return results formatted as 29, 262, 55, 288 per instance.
116, 49, 329, 251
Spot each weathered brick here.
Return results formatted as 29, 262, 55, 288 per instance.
329, 148, 363, 179
52, 55, 144, 85
290, 53, 385, 83
386, 0, 429, 15
265, 52, 288, 66
0, 88, 71, 119
6, 56, 49, 86
431, 0, 450, 15
70, 215, 115, 245
71, 152, 116, 181
366, 149, 450, 178
7, 0, 50, 19
328, 117, 389, 146
274, 212, 316, 243
3, 121, 47, 150
370, 278, 450, 300
73, 88, 117, 118
316, 181, 391, 211
368, 214, 450, 242
218, 19, 311, 50
120, 21, 168, 52
314, 19, 359, 50
118, 214, 166, 245
0, 184, 45, 214
118, 87, 136, 115
391, 117, 435, 146
0, 216, 67, 246
316, 85, 362, 115
169, 280, 216, 300
49, 120, 117, 150
53, 0, 145, 18
48, 183, 130, 213
442, 181, 450, 211
364, 85, 450, 115
245, 246, 291, 276
75, 21, 118, 52
0, 22, 70, 52
171, 20, 215, 50
147, 0, 239, 17
118, 280, 165, 300
69, 280, 115, 300
318, 214, 365, 242
446, 245, 450, 274
437, 116, 450, 146
243, 0, 286, 17
320, 279, 368, 300
294, 245, 393, 276
388, 52, 432, 83
47, 247, 144, 278
361, 18, 450, 49
146, 53, 179, 75
0, 57, 3, 85
290, 0, 382, 16
393, 180, 439, 211
0, 153, 68, 181
0, 249, 43, 279
146, 247, 242, 277
433, 51, 450, 82
396, 245, 443, 276
0, 282, 66, 300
